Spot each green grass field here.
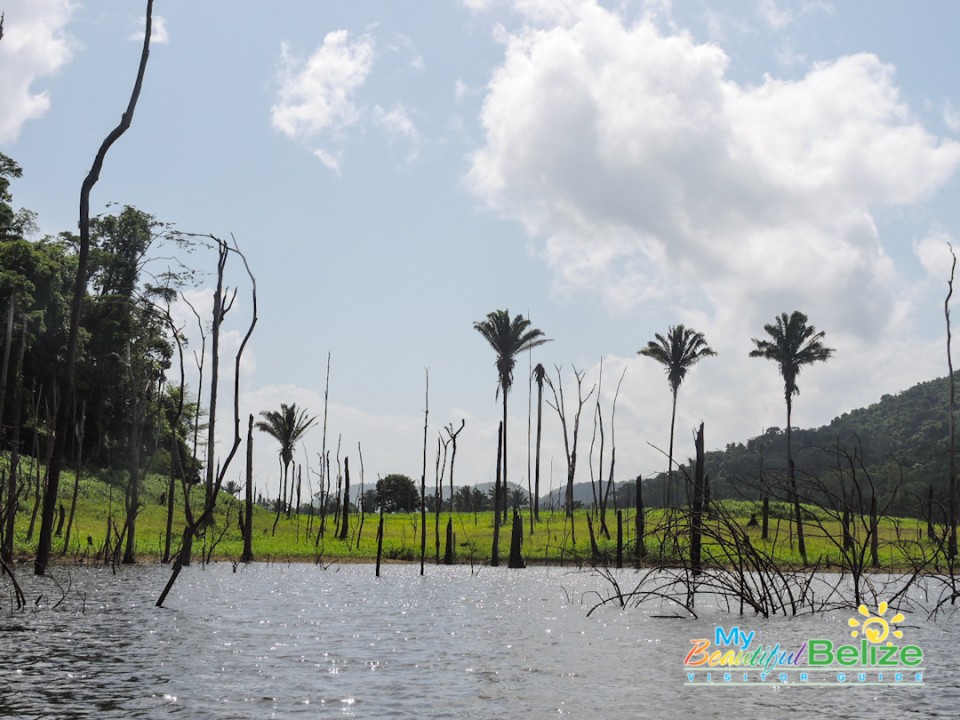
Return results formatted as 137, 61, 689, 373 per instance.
1, 459, 946, 569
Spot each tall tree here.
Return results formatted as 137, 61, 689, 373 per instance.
638, 325, 716, 507
474, 310, 549, 523
255, 403, 317, 520
532, 363, 546, 522
750, 310, 833, 565
36, 0, 155, 576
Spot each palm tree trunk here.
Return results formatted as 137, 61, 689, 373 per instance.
667, 388, 677, 508
786, 395, 807, 564
534, 379, 543, 521
501, 387, 509, 528
491, 421, 503, 567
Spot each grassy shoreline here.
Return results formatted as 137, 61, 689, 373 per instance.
1, 460, 947, 572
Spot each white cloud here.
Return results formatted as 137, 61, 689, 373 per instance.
944, 100, 960, 133
462, 0, 500, 13
0, 0, 76, 145
374, 103, 420, 160
270, 30, 375, 172
758, 0, 793, 30
385, 32, 423, 71
914, 230, 957, 279
467, 0, 960, 342
129, 14, 169, 44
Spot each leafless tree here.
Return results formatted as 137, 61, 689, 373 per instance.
36, 0, 156, 576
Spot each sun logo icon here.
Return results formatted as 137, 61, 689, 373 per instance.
848, 602, 905, 644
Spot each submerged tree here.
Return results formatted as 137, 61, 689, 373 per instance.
638, 324, 716, 508
474, 310, 549, 524
750, 310, 833, 565
36, 0, 156, 576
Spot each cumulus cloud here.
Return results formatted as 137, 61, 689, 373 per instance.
270, 30, 375, 172
0, 0, 76, 145
914, 230, 957, 279
467, 0, 960, 341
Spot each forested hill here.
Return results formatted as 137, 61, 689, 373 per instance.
703, 372, 956, 516
544, 373, 957, 517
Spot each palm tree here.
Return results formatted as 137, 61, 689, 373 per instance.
750, 310, 834, 565
532, 362, 547, 521
638, 325, 716, 508
255, 403, 317, 521
474, 310, 550, 524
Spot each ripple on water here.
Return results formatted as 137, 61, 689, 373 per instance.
0, 564, 955, 718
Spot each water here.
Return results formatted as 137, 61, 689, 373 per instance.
1, 563, 958, 718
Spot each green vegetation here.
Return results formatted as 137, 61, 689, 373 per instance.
0, 453, 941, 571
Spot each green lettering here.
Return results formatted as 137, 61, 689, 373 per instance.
808, 640, 833, 666
900, 646, 923, 667
837, 645, 859, 666
878, 645, 899, 667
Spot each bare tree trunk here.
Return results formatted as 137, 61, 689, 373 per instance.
0, 294, 15, 437
616, 510, 623, 569
419, 370, 428, 576
761, 493, 770, 540
946, 244, 958, 559
157, 235, 257, 607
508, 509, 525, 568
634, 475, 645, 564
356, 443, 365, 545
338, 457, 350, 541
123, 360, 145, 564
37, 1, 155, 576
375, 503, 384, 577
241, 414, 254, 562
690, 423, 705, 576
62, 399, 85, 555
842, 494, 854, 552
1, 314, 26, 562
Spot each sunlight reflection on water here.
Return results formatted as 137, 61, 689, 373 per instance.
0, 563, 957, 718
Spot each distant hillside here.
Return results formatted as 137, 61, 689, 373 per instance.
537, 374, 958, 518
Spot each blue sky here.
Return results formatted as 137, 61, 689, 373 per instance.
3, 0, 960, 499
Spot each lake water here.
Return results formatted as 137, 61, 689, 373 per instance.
1, 563, 958, 719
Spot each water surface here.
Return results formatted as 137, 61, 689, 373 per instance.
1, 563, 957, 718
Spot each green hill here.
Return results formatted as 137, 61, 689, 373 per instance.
695, 373, 956, 517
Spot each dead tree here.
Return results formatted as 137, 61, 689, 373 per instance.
241, 414, 254, 562
546, 365, 595, 548
156, 235, 256, 607
37, 0, 156, 577
635, 475, 646, 563
337, 457, 350, 541
419, 369, 428, 576
946, 243, 958, 559
444, 419, 465, 563
690, 423, 705, 576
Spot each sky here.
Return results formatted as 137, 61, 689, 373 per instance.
2, 0, 960, 502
